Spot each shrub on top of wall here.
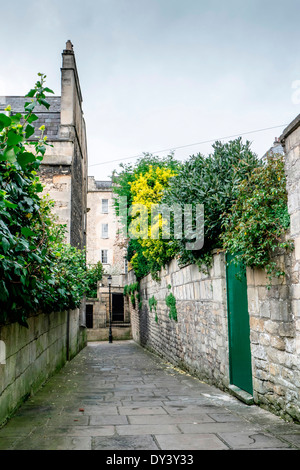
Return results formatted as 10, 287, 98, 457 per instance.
115, 140, 291, 286
123, 282, 140, 310
221, 154, 293, 282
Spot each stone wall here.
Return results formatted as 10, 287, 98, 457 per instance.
127, 254, 230, 390
0, 309, 87, 426
247, 247, 300, 421
128, 244, 300, 421
125, 117, 300, 422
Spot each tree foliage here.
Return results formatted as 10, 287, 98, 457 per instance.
163, 138, 261, 268
221, 154, 292, 278
113, 138, 291, 283
85, 261, 104, 298
129, 164, 179, 279
113, 153, 180, 279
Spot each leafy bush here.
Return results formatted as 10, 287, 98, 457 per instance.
113, 153, 181, 280
85, 261, 104, 298
163, 138, 261, 268
221, 154, 292, 279
0, 74, 96, 325
123, 282, 139, 309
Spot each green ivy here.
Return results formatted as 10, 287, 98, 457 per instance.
163, 138, 260, 270
221, 154, 293, 282
165, 292, 177, 321
123, 282, 140, 309
148, 295, 158, 322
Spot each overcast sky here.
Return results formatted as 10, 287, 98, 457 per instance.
1, 0, 300, 180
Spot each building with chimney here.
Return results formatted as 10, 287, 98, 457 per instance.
0, 40, 88, 249
0, 41, 129, 339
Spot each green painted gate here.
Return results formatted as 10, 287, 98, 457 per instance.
226, 253, 253, 395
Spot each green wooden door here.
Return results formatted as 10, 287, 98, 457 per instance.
226, 253, 253, 395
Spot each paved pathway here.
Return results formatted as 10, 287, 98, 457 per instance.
0, 341, 299, 450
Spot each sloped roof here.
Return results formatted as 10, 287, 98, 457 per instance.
0, 96, 61, 141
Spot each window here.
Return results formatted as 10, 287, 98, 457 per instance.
102, 199, 109, 213
124, 258, 128, 274
101, 223, 108, 238
101, 249, 108, 264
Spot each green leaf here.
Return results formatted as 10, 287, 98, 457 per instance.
43, 87, 54, 94
0, 280, 9, 301
3, 200, 17, 209
6, 130, 23, 147
10, 113, 22, 124
0, 113, 11, 128
25, 124, 35, 139
27, 114, 39, 124
25, 89, 36, 98
39, 98, 50, 110
21, 227, 35, 238
24, 102, 35, 112
17, 152, 36, 168
1, 237, 10, 254
34, 183, 44, 193
30, 253, 43, 263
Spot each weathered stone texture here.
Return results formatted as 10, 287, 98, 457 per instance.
127, 253, 230, 391
128, 246, 300, 422
0, 309, 87, 426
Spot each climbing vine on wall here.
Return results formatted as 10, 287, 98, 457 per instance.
221, 154, 293, 280
123, 282, 140, 309
148, 295, 158, 322
165, 288, 177, 322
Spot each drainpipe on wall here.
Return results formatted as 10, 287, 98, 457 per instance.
66, 310, 70, 361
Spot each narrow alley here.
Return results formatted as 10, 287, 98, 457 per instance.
0, 341, 299, 451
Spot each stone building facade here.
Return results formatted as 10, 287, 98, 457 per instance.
86, 176, 126, 274
86, 274, 131, 342
85, 177, 129, 340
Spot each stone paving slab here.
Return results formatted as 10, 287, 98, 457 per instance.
217, 431, 291, 449
128, 414, 215, 425
0, 340, 299, 450
155, 433, 228, 450
92, 435, 159, 450
116, 424, 181, 435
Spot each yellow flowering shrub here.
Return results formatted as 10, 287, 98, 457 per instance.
129, 165, 178, 278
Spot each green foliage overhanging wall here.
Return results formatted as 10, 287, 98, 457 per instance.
0, 74, 103, 326
113, 139, 291, 282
